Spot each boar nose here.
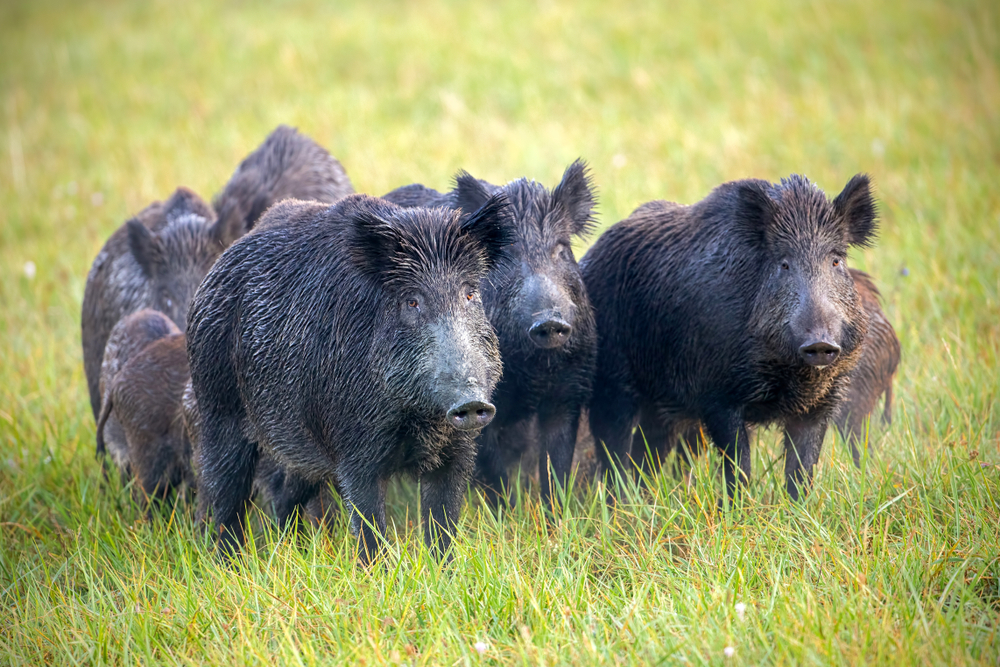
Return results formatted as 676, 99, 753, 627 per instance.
798, 339, 841, 366
528, 318, 572, 349
446, 400, 496, 431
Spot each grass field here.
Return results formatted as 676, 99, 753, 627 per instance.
2, 0, 999, 664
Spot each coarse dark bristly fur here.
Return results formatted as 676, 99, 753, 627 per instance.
582, 174, 878, 501
384, 161, 598, 512
82, 124, 353, 454
96, 310, 193, 501
182, 378, 338, 529
187, 194, 513, 563
642, 272, 899, 478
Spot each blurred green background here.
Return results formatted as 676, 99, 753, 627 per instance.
1, 0, 998, 664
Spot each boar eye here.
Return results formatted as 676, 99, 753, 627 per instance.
407, 299, 419, 309
832, 258, 841, 267
465, 290, 474, 301
780, 261, 790, 271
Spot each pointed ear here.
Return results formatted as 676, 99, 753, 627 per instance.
730, 179, 777, 245
347, 207, 405, 280
164, 186, 215, 222
211, 201, 255, 248
833, 173, 878, 247
460, 192, 513, 271
452, 171, 493, 217
126, 219, 162, 277
552, 159, 597, 237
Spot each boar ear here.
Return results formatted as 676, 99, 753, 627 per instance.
164, 186, 215, 223
552, 159, 597, 238
126, 219, 163, 278
833, 173, 878, 248
347, 206, 405, 279
453, 171, 493, 217
732, 180, 777, 243
460, 192, 514, 271
210, 202, 254, 248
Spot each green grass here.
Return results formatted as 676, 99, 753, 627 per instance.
2, 0, 999, 663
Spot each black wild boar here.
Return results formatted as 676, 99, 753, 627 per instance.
187, 194, 511, 562
582, 174, 877, 501
82, 125, 353, 437
836, 269, 900, 465
96, 310, 193, 499
384, 161, 598, 510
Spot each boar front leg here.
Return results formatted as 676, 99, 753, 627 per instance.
342, 476, 387, 566
537, 407, 580, 512
704, 409, 751, 504
783, 415, 828, 501
421, 457, 473, 560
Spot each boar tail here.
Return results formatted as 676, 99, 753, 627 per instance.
881, 383, 894, 427
95, 391, 113, 458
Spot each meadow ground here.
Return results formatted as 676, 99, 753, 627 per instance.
1, 0, 998, 664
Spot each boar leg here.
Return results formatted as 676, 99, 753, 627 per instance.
265, 468, 322, 533
199, 416, 258, 557
475, 426, 512, 508
342, 477, 387, 566
589, 385, 639, 481
537, 407, 581, 512
783, 416, 828, 501
703, 410, 751, 503
634, 416, 676, 479
421, 459, 472, 559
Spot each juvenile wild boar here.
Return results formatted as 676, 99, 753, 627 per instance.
582, 174, 878, 501
187, 194, 511, 562
96, 309, 182, 462
384, 161, 598, 510
96, 310, 192, 499
82, 125, 354, 436
836, 269, 900, 465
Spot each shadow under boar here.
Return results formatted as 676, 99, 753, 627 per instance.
581, 174, 877, 501
187, 194, 512, 563
96, 310, 193, 500
384, 161, 598, 511
82, 125, 354, 447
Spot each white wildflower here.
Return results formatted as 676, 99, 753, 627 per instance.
23, 261, 36, 280
473, 641, 488, 655
735, 602, 746, 620
724, 646, 735, 658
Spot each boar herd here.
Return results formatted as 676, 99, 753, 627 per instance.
82, 125, 900, 563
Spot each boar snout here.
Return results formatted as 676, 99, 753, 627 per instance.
446, 400, 496, 431
798, 339, 841, 366
528, 315, 572, 349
